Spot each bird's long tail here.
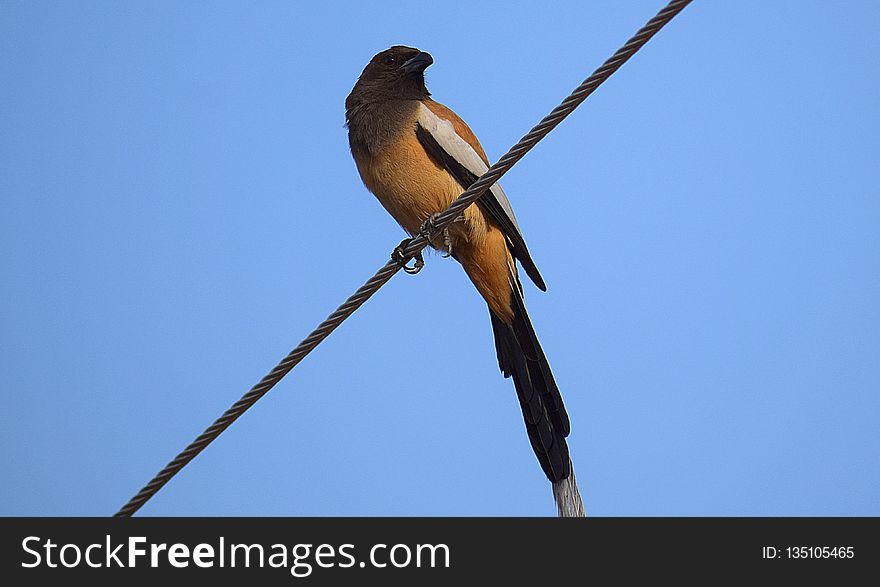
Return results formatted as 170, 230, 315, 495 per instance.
489, 277, 584, 517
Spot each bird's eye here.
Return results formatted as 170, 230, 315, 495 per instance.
382, 56, 397, 66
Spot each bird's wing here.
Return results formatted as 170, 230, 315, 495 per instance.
416, 101, 546, 291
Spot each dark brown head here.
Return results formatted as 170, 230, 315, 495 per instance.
346, 46, 433, 118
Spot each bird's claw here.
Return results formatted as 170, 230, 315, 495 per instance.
392, 239, 425, 275
439, 224, 453, 258
392, 212, 460, 274
419, 213, 454, 258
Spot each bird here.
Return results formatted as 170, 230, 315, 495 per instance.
345, 45, 583, 516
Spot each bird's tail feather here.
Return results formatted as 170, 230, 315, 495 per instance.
490, 279, 582, 515
553, 463, 585, 517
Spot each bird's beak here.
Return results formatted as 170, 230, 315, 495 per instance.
401, 51, 434, 74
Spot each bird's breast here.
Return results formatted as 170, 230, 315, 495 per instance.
355, 123, 488, 246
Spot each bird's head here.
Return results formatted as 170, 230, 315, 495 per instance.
347, 46, 433, 110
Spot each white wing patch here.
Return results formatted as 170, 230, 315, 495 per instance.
417, 103, 523, 233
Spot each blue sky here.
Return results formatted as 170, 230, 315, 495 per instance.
1, 1, 877, 516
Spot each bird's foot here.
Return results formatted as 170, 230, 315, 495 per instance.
391, 239, 425, 275
419, 213, 454, 258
